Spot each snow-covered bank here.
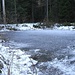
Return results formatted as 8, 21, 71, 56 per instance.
0, 41, 38, 75
54, 26, 74, 30
0, 23, 75, 31
0, 23, 39, 31
53, 23, 75, 30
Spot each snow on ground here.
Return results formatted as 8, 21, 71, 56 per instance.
0, 24, 75, 75
38, 57, 75, 75
0, 40, 38, 75
0, 23, 37, 31
37, 45, 75, 75
54, 25, 75, 30
16, 23, 34, 30
0, 23, 75, 31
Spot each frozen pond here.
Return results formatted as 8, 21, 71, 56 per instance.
1, 30, 75, 50
1, 29, 75, 75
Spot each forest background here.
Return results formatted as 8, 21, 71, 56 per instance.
0, 0, 75, 26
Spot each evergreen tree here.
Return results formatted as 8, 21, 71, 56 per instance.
58, 0, 74, 22
0, 0, 75, 23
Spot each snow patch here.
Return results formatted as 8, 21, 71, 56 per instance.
54, 25, 75, 30
0, 42, 38, 75
0, 23, 75, 31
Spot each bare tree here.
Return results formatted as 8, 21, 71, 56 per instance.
2, 0, 6, 24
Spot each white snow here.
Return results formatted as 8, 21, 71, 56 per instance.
54, 25, 75, 30
49, 57, 75, 75
38, 46, 75, 75
0, 23, 75, 75
38, 56, 75, 75
0, 23, 37, 31
15, 23, 41, 30
0, 23, 75, 31
0, 41, 38, 75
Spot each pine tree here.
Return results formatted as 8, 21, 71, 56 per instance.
58, 0, 73, 22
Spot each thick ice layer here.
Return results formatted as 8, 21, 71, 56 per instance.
0, 43, 38, 75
